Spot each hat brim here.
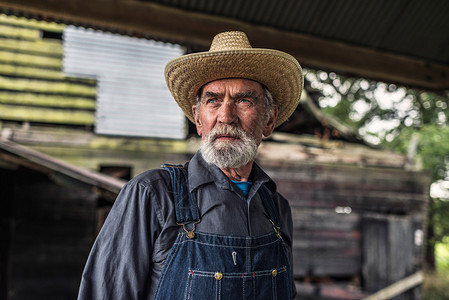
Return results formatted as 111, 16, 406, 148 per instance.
165, 48, 303, 127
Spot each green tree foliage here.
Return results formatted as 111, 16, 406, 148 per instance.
305, 68, 449, 269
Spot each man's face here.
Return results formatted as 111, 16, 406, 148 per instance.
192, 78, 277, 168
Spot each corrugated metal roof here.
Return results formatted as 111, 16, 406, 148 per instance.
147, 0, 449, 65
2, 0, 447, 89
63, 26, 186, 139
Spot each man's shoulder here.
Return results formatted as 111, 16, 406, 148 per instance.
272, 190, 288, 201
124, 168, 171, 190
271, 190, 292, 210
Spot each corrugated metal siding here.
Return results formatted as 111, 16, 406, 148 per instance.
146, 0, 449, 64
63, 26, 186, 139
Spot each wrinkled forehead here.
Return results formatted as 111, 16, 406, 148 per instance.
197, 78, 264, 98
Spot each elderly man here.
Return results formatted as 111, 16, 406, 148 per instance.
78, 31, 303, 299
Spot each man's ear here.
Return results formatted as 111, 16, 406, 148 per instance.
192, 105, 202, 136
263, 105, 278, 137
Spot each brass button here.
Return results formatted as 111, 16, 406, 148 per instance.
272, 269, 277, 277
186, 231, 195, 239
214, 272, 223, 280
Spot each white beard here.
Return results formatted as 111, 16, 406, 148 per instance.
200, 125, 259, 169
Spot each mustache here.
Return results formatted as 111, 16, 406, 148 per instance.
200, 124, 258, 169
208, 125, 247, 141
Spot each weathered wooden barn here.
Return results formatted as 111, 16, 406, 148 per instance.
257, 135, 429, 299
0, 131, 430, 300
0, 4, 436, 300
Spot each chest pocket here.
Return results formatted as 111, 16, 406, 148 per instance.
186, 266, 290, 300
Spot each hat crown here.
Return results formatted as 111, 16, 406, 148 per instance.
209, 31, 252, 52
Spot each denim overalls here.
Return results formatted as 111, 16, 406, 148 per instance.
153, 165, 292, 300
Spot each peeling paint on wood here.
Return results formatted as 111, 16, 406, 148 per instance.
0, 91, 96, 109
0, 105, 95, 124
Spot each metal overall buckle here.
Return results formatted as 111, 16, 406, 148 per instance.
269, 219, 283, 240
177, 219, 201, 239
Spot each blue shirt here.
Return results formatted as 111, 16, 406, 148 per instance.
232, 180, 253, 197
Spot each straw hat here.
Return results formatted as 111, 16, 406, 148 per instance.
165, 31, 303, 127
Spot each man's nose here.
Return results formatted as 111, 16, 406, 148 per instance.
218, 102, 237, 124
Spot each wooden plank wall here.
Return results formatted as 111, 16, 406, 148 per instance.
261, 160, 429, 298
0, 14, 96, 126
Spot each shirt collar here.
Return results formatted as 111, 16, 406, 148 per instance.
187, 150, 277, 195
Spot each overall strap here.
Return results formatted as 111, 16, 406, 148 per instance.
162, 163, 281, 237
258, 185, 283, 238
162, 164, 200, 225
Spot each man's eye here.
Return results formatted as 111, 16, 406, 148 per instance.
206, 99, 216, 104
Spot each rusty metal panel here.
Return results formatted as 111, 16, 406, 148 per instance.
63, 26, 186, 139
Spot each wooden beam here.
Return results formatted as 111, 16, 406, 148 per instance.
362, 270, 424, 300
0, 0, 448, 90
0, 138, 125, 194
